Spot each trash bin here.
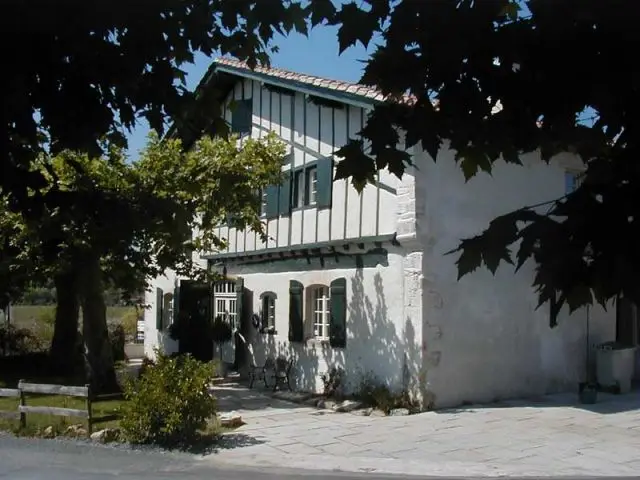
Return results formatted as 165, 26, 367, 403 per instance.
596, 342, 636, 393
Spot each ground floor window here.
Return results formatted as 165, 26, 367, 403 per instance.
213, 281, 237, 330
309, 285, 330, 340
261, 292, 276, 331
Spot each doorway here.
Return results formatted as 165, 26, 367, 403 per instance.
177, 281, 213, 362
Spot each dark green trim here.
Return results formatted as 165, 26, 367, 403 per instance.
309, 95, 345, 110
359, 108, 365, 238
300, 92, 308, 246
259, 80, 267, 247
215, 64, 378, 110
289, 280, 304, 343
264, 83, 295, 96
329, 277, 347, 348
210, 247, 390, 271
278, 88, 283, 137
155, 287, 164, 331
343, 105, 350, 239
201, 233, 398, 260
328, 107, 335, 241
251, 122, 398, 195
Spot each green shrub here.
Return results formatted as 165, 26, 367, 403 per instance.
320, 366, 345, 399
119, 307, 139, 340
354, 371, 418, 414
0, 325, 45, 355
119, 353, 217, 447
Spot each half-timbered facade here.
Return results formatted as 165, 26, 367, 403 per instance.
145, 58, 620, 409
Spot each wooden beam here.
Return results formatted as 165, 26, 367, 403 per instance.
19, 405, 89, 418
0, 388, 20, 398
18, 382, 89, 398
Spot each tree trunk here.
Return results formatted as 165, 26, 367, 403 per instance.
79, 253, 118, 394
49, 271, 80, 375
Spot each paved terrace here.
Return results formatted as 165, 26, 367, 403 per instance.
205, 382, 640, 477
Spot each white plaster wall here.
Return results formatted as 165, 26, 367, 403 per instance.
143, 268, 179, 359
210, 78, 401, 257
143, 248, 207, 359
227, 246, 423, 397
416, 146, 616, 408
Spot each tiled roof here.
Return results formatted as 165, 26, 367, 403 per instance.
213, 56, 410, 104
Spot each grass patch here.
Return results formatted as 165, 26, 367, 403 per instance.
10, 305, 136, 329
0, 392, 125, 436
0, 354, 124, 437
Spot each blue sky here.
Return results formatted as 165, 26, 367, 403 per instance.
125, 24, 376, 159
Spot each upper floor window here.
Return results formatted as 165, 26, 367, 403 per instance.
292, 165, 318, 209
231, 99, 252, 136
262, 157, 333, 219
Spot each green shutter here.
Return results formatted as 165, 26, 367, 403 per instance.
289, 280, 304, 342
316, 157, 333, 209
264, 184, 280, 219
173, 283, 180, 327
329, 278, 347, 348
231, 99, 252, 134
156, 287, 164, 331
235, 277, 244, 332
278, 171, 292, 216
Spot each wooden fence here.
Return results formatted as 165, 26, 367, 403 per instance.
0, 380, 92, 434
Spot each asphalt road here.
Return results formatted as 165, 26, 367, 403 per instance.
1, 434, 637, 480
0, 433, 427, 480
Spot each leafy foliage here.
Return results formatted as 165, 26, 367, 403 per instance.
354, 371, 417, 415
0, 326, 45, 356
0, 132, 284, 390
320, 366, 345, 399
120, 353, 216, 447
1, 0, 310, 217
318, 0, 640, 323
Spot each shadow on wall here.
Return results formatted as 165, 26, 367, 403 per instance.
156, 333, 178, 357
256, 267, 422, 400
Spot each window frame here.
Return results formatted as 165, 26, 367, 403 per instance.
290, 163, 319, 210
162, 292, 174, 330
306, 285, 330, 341
213, 280, 238, 331
260, 291, 277, 334
230, 98, 253, 137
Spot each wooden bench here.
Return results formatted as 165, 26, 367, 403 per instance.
0, 380, 93, 434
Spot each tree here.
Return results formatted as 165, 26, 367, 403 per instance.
0, 0, 309, 215
0, 132, 285, 391
308, 0, 640, 325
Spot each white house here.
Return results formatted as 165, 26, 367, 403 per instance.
145, 57, 631, 409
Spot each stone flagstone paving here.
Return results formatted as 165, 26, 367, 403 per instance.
206, 383, 640, 477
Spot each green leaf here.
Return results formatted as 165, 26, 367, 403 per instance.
307, 0, 337, 27
335, 2, 378, 54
